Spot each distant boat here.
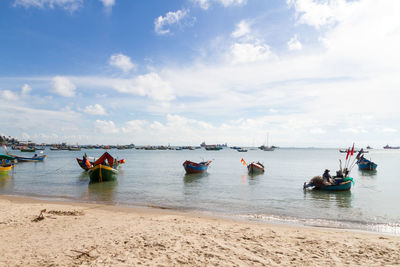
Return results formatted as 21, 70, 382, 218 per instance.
20, 147, 36, 152
237, 148, 248, 152
259, 133, 275, 151
183, 160, 211, 174
247, 162, 264, 174
205, 145, 222, 151
383, 144, 400, 149
50, 147, 61, 151
357, 155, 377, 171
88, 152, 120, 183
339, 148, 368, 153
68, 146, 81, 151
366, 146, 372, 149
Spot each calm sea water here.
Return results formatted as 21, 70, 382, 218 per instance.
1, 148, 400, 234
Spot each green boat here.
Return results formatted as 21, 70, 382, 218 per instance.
20, 147, 36, 152
88, 152, 119, 183
89, 164, 118, 183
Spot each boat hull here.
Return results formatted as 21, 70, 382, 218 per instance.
89, 164, 118, 183
0, 165, 13, 174
358, 162, 377, 170
183, 160, 210, 174
14, 155, 46, 162
247, 163, 264, 174
318, 180, 352, 191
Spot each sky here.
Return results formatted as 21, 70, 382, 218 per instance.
1, 0, 400, 147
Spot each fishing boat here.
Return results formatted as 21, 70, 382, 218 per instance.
20, 147, 36, 152
205, 145, 222, 151
383, 144, 400, 149
88, 152, 120, 183
68, 146, 81, 151
247, 162, 264, 174
183, 160, 212, 174
50, 146, 61, 151
357, 155, 377, 170
237, 148, 248, 152
0, 164, 14, 174
77, 154, 125, 171
9, 154, 46, 162
0, 154, 16, 174
303, 176, 353, 191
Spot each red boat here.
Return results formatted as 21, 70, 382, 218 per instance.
247, 162, 265, 174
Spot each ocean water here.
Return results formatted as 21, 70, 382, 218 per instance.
1, 148, 400, 234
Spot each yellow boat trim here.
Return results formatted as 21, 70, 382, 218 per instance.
0, 165, 14, 172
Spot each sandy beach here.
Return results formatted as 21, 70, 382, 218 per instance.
1, 196, 399, 266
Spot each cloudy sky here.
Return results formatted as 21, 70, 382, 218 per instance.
1, 0, 399, 147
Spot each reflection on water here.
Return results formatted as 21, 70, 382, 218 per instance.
358, 169, 377, 177
184, 172, 209, 184
77, 171, 90, 182
247, 172, 262, 186
86, 180, 117, 203
304, 190, 353, 209
0, 174, 12, 190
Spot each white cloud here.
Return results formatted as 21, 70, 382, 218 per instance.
231, 20, 251, 39
230, 42, 271, 64
1, 90, 19, 101
217, 0, 247, 7
192, 0, 210, 10
84, 104, 107, 115
21, 84, 32, 95
52, 76, 76, 97
109, 53, 135, 73
154, 9, 189, 35
288, 34, 302, 51
310, 128, 326, 134
193, 0, 246, 9
13, 0, 83, 12
287, 0, 346, 29
99, 0, 114, 8
94, 120, 119, 134
381, 128, 397, 133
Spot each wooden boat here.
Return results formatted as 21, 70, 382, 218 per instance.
50, 147, 61, 151
205, 145, 222, 151
304, 176, 353, 191
89, 164, 118, 183
247, 162, 264, 174
68, 146, 81, 151
8, 153, 46, 162
357, 156, 377, 170
183, 160, 212, 174
88, 152, 120, 183
0, 164, 14, 174
0, 154, 16, 174
77, 154, 125, 171
20, 147, 36, 152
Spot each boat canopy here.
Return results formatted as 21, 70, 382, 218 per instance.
93, 152, 115, 167
0, 154, 15, 160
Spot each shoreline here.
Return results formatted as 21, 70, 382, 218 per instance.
1, 194, 400, 266
2, 193, 400, 237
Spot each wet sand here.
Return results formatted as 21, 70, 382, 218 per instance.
1, 195, 400, 266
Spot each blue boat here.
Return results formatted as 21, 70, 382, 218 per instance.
304, 176, 353, 191
183, 160, 211, 174
357, 156, 377, 170
8, 153, 46, 162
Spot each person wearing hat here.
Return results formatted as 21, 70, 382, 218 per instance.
322, 169, 332, 184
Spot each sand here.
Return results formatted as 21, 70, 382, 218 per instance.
1, 196, 400, 266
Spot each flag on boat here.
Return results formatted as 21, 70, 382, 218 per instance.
2, 145, 7, 152
241, 158, 246, 166
351, 143, 354, 156
346, 148, 350, 160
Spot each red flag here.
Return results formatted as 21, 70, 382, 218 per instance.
346, 148, 350, 160
241, 158, 246, 166
351, 143, 354, 156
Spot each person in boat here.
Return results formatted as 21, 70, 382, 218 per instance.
322, 169, 333, 184
34, 154, 37, 158
336, 169, 343, 178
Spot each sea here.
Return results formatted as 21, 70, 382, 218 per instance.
1, 148, 400, 235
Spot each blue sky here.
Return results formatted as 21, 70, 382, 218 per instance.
1, 0, 400, 147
